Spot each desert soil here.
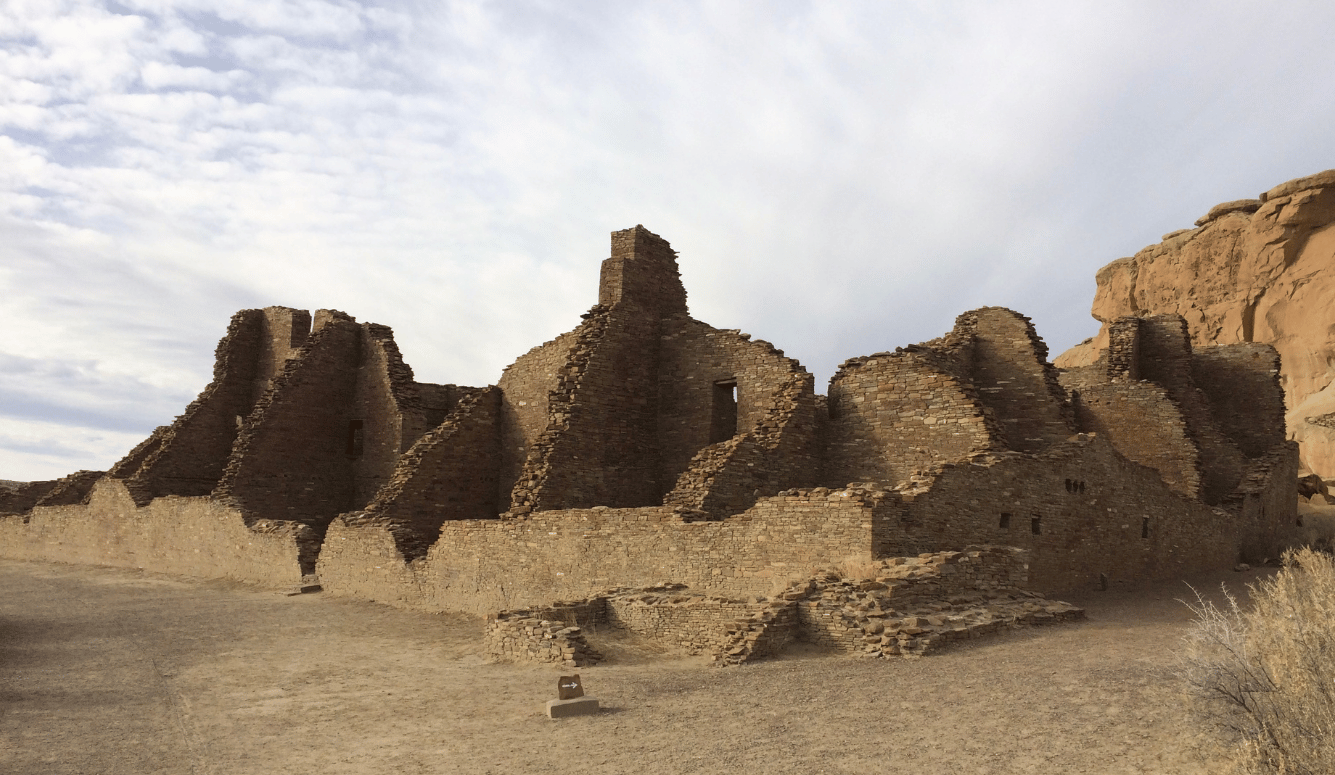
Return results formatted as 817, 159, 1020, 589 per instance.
0, 558, 1260, 775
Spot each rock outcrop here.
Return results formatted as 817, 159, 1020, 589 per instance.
1057, 170, 1335, 478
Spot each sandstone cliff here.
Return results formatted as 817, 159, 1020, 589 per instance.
1056, 170, 1335, 477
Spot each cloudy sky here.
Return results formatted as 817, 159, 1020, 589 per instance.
2, 0, 1333, 481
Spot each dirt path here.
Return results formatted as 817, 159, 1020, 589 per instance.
0, 558, 1257, 774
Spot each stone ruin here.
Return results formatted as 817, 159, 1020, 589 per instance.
0, 223, 1300, 664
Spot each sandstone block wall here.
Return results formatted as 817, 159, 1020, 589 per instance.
216, 312, 363, 528
886, 434, 1242, 591
957, 308, 1073, 452
1067, 381, 1202, 498
108, 308, 269, 504
0, 479, 304, 587
1191, 344, 1287, 457
824, 348, 993, 488
495, 329, 580, 505
349, 387, 502, 559
317, 491, 878, 615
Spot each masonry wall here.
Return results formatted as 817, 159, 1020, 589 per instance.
656, 317, 812, 490
317, 492, 878, 615
252, 307, 312, 404
824, 349, 995, 488
0, 479, 304, 587
1137, 315, 1248, 504
664, 370, 822, 517
961, 308, 1074, 452
215, 311, 363, 528
495, 329, 580, 506
351, 387, 502, 559
1231, 442, 1301, 561
1192, 344, 1288, 457
515, 303, 664, 511
1067, 381, 1203, 498
883, 434, 1239, 592
107, 309, 269, 504
0, 479, 61, 514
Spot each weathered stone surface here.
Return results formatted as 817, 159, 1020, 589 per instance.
546, 696, 599, 718
1056, 169, 1335, 477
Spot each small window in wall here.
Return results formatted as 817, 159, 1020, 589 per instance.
1031, 516, 1042, 535
710, 379, 739, 444
999, 512, 1011, 529
1141, 517, 1150, 539
346, 419, 365, 458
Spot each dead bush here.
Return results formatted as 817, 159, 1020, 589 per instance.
1177, 548, 1335, 774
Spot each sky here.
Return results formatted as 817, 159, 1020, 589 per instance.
2, 0, 1334, 482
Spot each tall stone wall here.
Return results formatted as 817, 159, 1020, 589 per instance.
215, 312, 363, 528
495, 329, 580, 505
961, 308, 1073, 451
514, 303, 663, 511
108, 309, 268, 504
664, 370, 821, 517
1136, 315, 1247, 504
0, 479, 304, 587
1066, 381, 1203, 498
1192, 343, 1287, 457
824, 348, 995, 488
350, 387, 502, 559
656, 317, 814, 493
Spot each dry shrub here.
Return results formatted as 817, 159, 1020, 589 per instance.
1178, 548, 1335, 774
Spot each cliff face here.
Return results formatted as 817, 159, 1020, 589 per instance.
1057, 170, 1335, 478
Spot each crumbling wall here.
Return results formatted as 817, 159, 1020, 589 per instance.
824, 347, 996, 488
1192, 344, 1287, 457
317, 491, 879, 614
215, 311, 362, 529
663, 370, 821, 517
656, 318, 814, 489
0, 479, 61, 515
509, 226, 689, 513
1067, 381, 1203, 498
960, 308, 1073, 452
883, 434, 1238, 592
495, 329, 581, 505
1228, 441, 1301, 561
349, 322, 434, 506
347, 387, 501, 559
108, 309, 270, 504
1136, 315, 1248, 504
510, 303, 663, 512
0, 479, 305, 586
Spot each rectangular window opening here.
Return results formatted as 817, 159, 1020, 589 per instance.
1141, 517, 1149, 539
710, 379, 739, 444
999, 512, 1011, 529
1030, 516, 1041, 535
346, 419, 365, 458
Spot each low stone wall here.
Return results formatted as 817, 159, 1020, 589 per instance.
318, 491, 879, 615
484, 615, 604, 668
484, 548, 1079, 666
0, 479, 304, 587
606, 588, 798, 665
790, 547, 1084, 658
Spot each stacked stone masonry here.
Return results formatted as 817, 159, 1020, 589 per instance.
484, 548, 1082, 666
0, 222, 1301, 647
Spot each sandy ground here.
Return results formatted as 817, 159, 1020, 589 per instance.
0, 558, 1264, 775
